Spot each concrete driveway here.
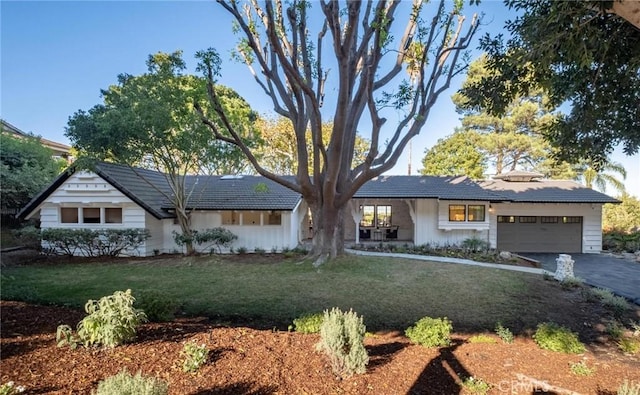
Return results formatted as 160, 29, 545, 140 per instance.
520, 253, 640, 305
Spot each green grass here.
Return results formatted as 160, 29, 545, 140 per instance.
1, 254, 573, 331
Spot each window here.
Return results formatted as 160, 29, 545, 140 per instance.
376, 205, 392, 227
243, 211, 261, 225
497, 215, 515, 223
449, 205, 466, 222
541, 216, 558, 223
221, 211, 239, 225
562, 216, 581, 224
82, 208, 100, 223
61, 208, 78, 223
360, 205, 375, 227
519, 216, 537, 223
468, 205, 485, 222
105, 208, 122, 224
267, 211, 282, 225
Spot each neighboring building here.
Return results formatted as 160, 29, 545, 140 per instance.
1, 119, 73, 163
18, 163, 618, 256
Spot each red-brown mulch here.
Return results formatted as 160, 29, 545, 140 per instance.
2, 300, 639, 394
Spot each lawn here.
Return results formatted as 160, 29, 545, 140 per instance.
0, 253, 591, 332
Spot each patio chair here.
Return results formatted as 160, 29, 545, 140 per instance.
385, 225, 399, 240
359, 228, 371, 240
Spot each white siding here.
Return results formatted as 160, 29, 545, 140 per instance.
490, 202, 604, 253
144, 212, 164, 256
32, 171, 150, 256
414, 199, 489, 246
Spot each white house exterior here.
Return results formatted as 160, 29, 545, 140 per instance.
19, 164, 618, 256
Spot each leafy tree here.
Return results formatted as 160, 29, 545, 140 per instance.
66, 51, 259, 254
453, 55, 565, 176
602, 193, 640, 233
256, 117, 370, 175
0, 131, 65, 216
420, 129, 486, 179
196, 0, 480, 261
460, 0, 640, 166
577, 160, 627, 195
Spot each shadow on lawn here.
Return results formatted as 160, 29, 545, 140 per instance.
408, 339, 470, 395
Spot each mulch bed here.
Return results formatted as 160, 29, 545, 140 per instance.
2, 300, 639, 394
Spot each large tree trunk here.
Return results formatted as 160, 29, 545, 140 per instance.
309, 200, 346, 265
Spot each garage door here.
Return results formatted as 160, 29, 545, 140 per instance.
497, 216, 582, 253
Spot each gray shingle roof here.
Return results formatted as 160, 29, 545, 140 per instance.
354, 175, 508, 201
95, 163, 302, 215
18, 161, 619, 221
480, 179, 620, 203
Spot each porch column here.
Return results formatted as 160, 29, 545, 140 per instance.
350, 201, 363, 244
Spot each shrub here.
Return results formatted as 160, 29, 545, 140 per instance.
461, 237, 490, 252
57, 289, 147, 348
617, 379, 640, 395
405, 316, 453, 348
292, 312, 324, 334
135, 290, 177, 322
94, 369, 168, 395
236, 246, 248, 254
468, 334, 496, 344
181, 341, 209, 373
11, 225, 41, 249
316, 308, 369, 378
494, 322, 514, 344
41, 228, 150, 257
173, 227, 238, 254
533, 322, 585, 354
618, 337, 640, 355
589, 288, 630, 317
461, 377, 491, 394
569, 360, 595, 376
0, 381, 25, 395
560, 276, 584, 289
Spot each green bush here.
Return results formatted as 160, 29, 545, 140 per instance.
618, 337, 640, 355
292, 312, 324, 334
602, 230, 640, 253
468, 334, 496, 344
135, 290, 177, 322
94, 369, 167, 395
173, 227, 238, 254
461, 237, 490, 252
0, 381, 25, 395
41, 228, 150, 257
461, 376, 491, 394
533, 322, 585, 354
405, 316, 453, 348
181, 341, 209, 373
494, 322, 514, 344
57, 289, 147, 348
589, 288, 630, 317
316, 308, 369, 378
569, 360, 595, 376
11, 225, 41, 249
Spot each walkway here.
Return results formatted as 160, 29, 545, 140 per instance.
347, 249, 640, 305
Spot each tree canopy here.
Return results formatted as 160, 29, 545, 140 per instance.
420, 129, 486, 179
460, 0, 640, 166
256, 117, 371, 175
1, 131, 66, 215
197, 0, 480, 260
65, 51, 259, 254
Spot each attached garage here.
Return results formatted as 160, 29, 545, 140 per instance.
496, 215, 582, 253
481, 171, 619, 254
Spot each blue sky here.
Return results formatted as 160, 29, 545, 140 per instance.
2, 1, 638, 197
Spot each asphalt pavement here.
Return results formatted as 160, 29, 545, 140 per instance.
520, 253, 640, 305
